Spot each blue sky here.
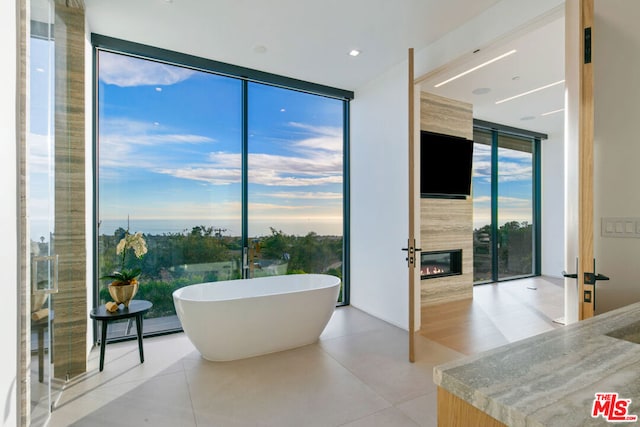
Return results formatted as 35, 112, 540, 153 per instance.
27, 37, 55, 242
98, 51, 343, 237
472, 143, 533, 230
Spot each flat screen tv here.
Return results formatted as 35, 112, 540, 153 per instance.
420, 131, 474, 198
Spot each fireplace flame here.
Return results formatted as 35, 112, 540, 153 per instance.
422, 265, 447, 276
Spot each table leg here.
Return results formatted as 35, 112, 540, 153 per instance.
99, 320, 107, 372
136, 314, 144, 364
38, 326, 44, 383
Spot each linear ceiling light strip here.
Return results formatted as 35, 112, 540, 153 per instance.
495, 80, 565, 105
434, 49, 517, 88
541, 108, 564, 116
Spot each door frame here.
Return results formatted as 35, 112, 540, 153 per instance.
577, 0, 595, 320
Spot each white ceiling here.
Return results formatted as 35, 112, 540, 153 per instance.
84, 0, 564, 136
418, 14, 565, 137
84, 0, 501, 91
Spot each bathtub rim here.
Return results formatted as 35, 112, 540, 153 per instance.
172, 273, 341, 303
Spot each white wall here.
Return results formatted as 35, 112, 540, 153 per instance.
1, 0, 19, 425
592, 0, 640, 313
542, 132, 565, 278
350, 62, 410, 329
349, 0, 565, 330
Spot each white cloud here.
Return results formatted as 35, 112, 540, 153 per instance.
498, 162, 533, 183
288, 122, 343, 152
473, 196, 491, 204
266, 192, 342, 200
156, 123, 344, 187
472, 159, 532, 184
99, 51, 196, 87
472, 144, 533, 183
498, 195, 531, 206
100, 118, 343, 188
473, 160, 491, 180
498, 147, 532, 161
474, 195, 530, 207
99, 118, 216, 171
156, 166, 242, 186
101, 118, 214, 145
248, 202, 315, 211
27, 132, 53, 170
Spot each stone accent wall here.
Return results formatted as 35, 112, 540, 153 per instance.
53, 2, 86, 380
419, 92, 474, 307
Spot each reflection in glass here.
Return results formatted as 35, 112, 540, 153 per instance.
28, 0, 56, 423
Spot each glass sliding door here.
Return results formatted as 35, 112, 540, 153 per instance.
472, 123, 540, 284
246, 83, 345, 300
497, 134, 534, 279
97, 51, 243, 338
28, 0, 57, 422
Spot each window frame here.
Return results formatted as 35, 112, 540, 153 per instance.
92, 34, 352, 342
472, 119, 545, 284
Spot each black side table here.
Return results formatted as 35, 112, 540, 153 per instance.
90, 300, 152, 372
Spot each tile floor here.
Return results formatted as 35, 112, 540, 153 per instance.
48, 277, 563, 427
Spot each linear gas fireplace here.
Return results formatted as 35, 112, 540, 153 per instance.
421, 249, 462, 280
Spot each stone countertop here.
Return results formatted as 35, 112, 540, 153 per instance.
434, 302, 640, 426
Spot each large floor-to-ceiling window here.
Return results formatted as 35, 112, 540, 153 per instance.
472, 121, 542, 283
94, 37, 351, 340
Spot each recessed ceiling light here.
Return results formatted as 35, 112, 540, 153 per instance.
472, 87, 491, 95
512, 75, 520, 81
495, 80, 565, 105
280, 108, 286, 112
434, 49, 517, 88
541, 108, 564, 116
520, 116, 536, 121
253, 45, 267, 54
349, 49, 361, 57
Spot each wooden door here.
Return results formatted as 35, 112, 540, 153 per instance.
566, 0, 616, 322
578, 0, 595, 320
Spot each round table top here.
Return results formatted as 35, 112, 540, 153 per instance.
90, 300, 152, 320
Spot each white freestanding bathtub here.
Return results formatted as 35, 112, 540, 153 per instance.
172, 274, 340, 361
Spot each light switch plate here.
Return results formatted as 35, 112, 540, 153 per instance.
602, 217, 640, 238
605, 221, 614, 233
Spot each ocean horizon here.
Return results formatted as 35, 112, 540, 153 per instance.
29, 218, 343, 242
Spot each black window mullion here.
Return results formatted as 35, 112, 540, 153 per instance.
491, 130, 499, 282
241, 81, 249, 279
341, 100, 350, 306
533, 138, 542, 275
